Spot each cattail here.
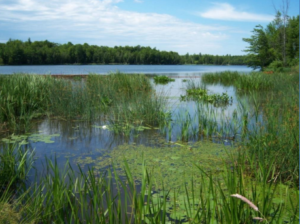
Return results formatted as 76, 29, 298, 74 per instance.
231, 194, 258, 211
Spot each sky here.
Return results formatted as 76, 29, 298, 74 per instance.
0, 0, 299, 55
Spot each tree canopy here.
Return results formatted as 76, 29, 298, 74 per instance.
243, 13, 299, 70
0, 39, 247, 66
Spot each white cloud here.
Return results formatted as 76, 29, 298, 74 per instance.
0, 0, 237, 54
199, 3, 274, 22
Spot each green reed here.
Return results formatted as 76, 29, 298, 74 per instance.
0, 144, 34, 193
0, 73, 166, 133
202, 70, 298, 92
202, 71, 274, 91
0, 75, 52, 130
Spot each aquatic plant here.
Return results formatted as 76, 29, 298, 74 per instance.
180, 88, 232, 107
153, 75, 175, 84
201, 71, 276, 91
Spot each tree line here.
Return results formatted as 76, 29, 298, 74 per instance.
243, 12, 299, 70
0, 39, 247, 66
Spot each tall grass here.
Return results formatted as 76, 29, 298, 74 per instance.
0, 144, 34, 192
0, 73, 166, 132
0, 75, 52, 130
202, 71, 274, 91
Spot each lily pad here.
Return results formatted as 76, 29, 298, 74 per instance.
1, 133, 60, 145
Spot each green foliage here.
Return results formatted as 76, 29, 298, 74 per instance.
0, 39, 249, 65
243, 13, 299, 69
153, 75, 175, 84
268, 60, 283, 69
243, 25, 275, 70
183, 53, 247, 65
286, 16, 299, 63
0, 40, 183, 65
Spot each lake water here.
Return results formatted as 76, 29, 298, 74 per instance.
0, 64, 252, 75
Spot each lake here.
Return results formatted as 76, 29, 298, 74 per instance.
0, 64, 252, 75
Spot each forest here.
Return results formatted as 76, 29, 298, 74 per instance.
0, 40, 247, 66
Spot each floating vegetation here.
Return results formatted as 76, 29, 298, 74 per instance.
153, 75, 175, 84
77, 141, 228, 189
92, 123, 153, 136
1, 133, 60, 145
180, 88, 233, 106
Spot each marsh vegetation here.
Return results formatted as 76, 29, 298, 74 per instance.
0, 68, 298, 223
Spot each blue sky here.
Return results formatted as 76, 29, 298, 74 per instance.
0, 0, 299, 55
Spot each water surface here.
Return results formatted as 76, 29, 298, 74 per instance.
0, 64, 252, 75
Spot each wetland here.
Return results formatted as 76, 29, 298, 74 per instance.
0, 65, 298, 223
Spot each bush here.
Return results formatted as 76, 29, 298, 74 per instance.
288, 58, 299, 67
268, 60, 283, 69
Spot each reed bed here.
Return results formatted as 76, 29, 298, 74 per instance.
202, 70, 298, 92
87, 73, 166, 128
0, 73, 166, 132
202, 71, 275, 91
